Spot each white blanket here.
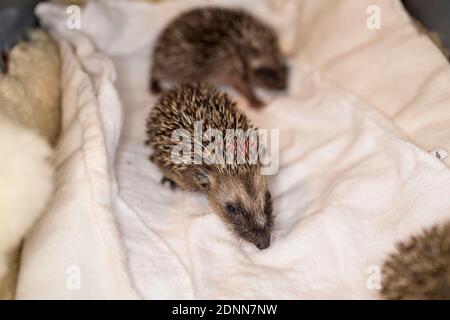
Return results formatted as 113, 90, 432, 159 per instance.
17, 0, 450, 299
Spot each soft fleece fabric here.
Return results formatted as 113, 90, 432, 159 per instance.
17, 0, 450, 299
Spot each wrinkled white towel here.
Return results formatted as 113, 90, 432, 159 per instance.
17, 0, 450, 299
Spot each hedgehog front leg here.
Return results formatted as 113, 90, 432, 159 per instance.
149, 65, 163, 94
150, 77, 162, 94
149, 154, 179, 190
230, 76, 264, 109
161, 176, 179, 190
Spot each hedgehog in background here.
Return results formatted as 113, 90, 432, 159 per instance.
150, 7, 288, 109
381, 221, 450, 299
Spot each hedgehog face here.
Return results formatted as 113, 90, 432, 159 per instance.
203, 169, 274, 250
247, 51, 288, 91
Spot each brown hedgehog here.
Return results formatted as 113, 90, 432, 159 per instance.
150, 7, 288, 109
146, 83, 274, 249
381, 221, 450, 299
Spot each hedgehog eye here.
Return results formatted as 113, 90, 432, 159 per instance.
226, 203, 238, 215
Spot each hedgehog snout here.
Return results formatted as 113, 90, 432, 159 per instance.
255, 233, 271, 250
252, 63, 288, 91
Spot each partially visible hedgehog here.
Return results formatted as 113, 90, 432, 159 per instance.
381, 221, 450, 299
150, 7, 288, 109
146, 83, 274, 250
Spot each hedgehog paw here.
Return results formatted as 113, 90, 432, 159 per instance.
161, 176, 178, 190
150, 78, 162, 94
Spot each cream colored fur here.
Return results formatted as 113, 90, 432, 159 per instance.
0, 30, 61, 145
0, 119, 54, 298
0, 29, 60, 299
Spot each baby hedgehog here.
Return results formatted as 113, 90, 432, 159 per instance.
146, 83, 274, 250
150, 7, 288, 109
381, 221, 450, 300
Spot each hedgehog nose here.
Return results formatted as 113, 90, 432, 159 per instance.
256, 237, 270, 250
